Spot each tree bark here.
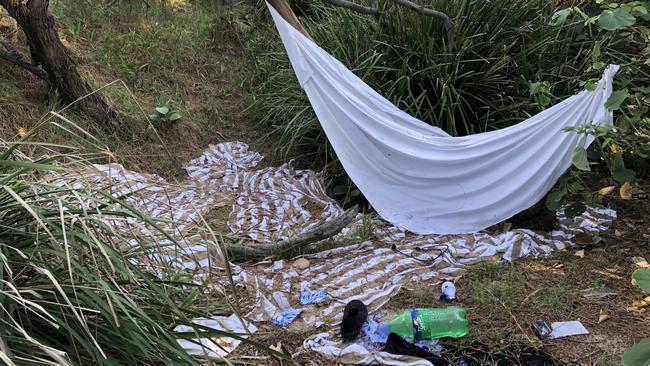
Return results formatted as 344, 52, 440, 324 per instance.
226, 205, 359, 259
1, 39, 49, 81
267, 0, 310, 37
0, 0, 129, 135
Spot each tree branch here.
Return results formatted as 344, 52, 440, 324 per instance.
226, 206, 359, 259
0, 39, 50, 81
388, 0, 455, 51
322, 0, 379, 15
267, 0, 311, 37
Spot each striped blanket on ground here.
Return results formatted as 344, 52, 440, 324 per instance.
49, 141, 615, 361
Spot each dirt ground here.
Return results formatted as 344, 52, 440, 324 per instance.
235, 189, 650, 365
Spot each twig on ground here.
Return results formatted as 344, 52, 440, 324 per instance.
487, 289, 538, 345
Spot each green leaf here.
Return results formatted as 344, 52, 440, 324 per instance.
583, 81, 597, 91
632, 269, 650, 294
155, 106, 170, 115
612, 168, 635, 183
539, 94, 551, 106
0, 160, 63, 171
546, 189, 566, 210
565, 201, 587, 218
605, 89, 629, 111
551, 8, 572, 26
148, 114, 160, 121
623, 339, 650, 366
610, 153, 625, 172
529, 81, 542, 95
168, 112, 182, 122
598, 9, 636, 31
592, 42, 601, 59
572, 147, 590, 171
632, 5, 648, 16
592, 61, 605, 70
332, 185, 348, 195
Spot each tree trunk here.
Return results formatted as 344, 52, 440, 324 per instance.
0, 0, 129, 135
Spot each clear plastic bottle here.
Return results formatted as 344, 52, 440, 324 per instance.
388, 307, 469, 340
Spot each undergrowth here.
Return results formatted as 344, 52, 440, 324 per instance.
0, 120, 246, 365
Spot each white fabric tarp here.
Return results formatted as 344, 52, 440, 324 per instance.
268, 3, 620, 234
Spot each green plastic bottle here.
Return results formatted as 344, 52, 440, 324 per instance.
388, 307, 469, 341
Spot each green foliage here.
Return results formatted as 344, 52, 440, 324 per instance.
623, 267, 650, 366
598, 9, 637, 30
632, 268, 650, 293
623, 338, 650, 366
605, 88, 629, 111
543, 0, 650, 214
529, 81, 553, 108
0, 123, 239, 364
149, 105, 183, 123
573, 147, 591, 171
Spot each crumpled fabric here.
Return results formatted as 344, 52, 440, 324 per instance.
303, 332, 435, 366
268, 2, 619, 235
301, 290, 328, 305
272, 308, 303, 326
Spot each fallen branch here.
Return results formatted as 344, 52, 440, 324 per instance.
268, 0, 455, 52
322, 0, 379, 14
388, 0, 455, 51
267, 0, 311, 37
226, 205, 359, 259
0, 39, 49, 81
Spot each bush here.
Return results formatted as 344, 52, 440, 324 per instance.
544, 0, 649, 214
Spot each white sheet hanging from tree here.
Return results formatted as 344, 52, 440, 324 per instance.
267, 3, 619, 235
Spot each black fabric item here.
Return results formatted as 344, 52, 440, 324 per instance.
383, 332, 564, 366
340, 300, 368, 341
383, 333, 449, 365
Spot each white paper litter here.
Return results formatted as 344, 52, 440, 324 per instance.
549, 321, 589, 339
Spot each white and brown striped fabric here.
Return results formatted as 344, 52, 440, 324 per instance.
45, 142, 616, 361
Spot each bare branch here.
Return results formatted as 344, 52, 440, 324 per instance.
226, 206, 359, 259
322, 0, 379, 15
267, 0, 311, 37
0, 39, 50, 81
388, 0, 455, 50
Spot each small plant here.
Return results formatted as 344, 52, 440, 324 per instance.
622, 268, 650, 366
149, 105, 182, 123
529, 81, 553, 108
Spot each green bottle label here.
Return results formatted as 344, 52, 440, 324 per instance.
411, 309, 422, 340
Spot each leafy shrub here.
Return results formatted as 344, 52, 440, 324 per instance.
544, 0, 649, 215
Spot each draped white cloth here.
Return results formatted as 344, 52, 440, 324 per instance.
268, 3, 619, 234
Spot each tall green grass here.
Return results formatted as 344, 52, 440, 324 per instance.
0, 121, 249, 365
